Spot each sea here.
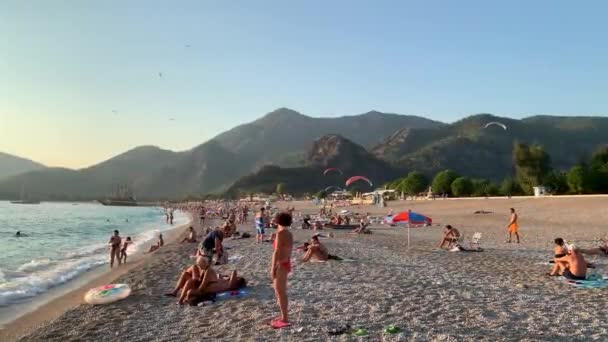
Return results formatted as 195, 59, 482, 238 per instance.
0, 201, 187, 311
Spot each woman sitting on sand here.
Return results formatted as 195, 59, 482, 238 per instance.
301, 235, 344, 262
164, 256, 218, 304
549, 238, 568, 275
180, 227, 197, 243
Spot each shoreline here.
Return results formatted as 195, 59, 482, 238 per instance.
0, 214, 193, 342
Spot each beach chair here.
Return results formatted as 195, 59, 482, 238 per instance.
469, 232, 482, 250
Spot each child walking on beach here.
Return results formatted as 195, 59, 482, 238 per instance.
270, 212, 293, 329
120, 237, 133, 264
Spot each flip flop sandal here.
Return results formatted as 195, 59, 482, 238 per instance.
352, 328, 369, 336
270, 319, 291, 329
384, 325, 402, 334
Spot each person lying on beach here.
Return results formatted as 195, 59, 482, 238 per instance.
579, 236, 608, 256
438, 225, 460, 249
185, 270, 247, 305
550, 244, 587, 280
180, 227, 197, 243
120, 237, 132, 263
108, 230, 122, 268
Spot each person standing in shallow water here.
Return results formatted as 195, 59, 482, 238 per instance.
270, 212, 293, 329
108, 230, 122, 268
506, 208, 520, 243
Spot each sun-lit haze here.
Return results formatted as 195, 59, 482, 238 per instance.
1, 1, 607, 168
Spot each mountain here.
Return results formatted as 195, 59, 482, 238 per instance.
0, 108, 440, 200
372, 114, 608, 180
0, 152, 46, 180
225, 135, 400, 196
2, 109, 606, 200
213, 108, 443, 167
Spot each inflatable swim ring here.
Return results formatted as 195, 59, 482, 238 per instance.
84, 283, 131, 305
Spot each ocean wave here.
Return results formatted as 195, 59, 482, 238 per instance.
16, 258, 54, 273
0, 255, 107, 306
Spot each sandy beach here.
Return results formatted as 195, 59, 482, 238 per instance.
9, 197, 608, 341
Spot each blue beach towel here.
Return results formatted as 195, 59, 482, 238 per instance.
562, 274, 608, 289
215, 288, 249, 301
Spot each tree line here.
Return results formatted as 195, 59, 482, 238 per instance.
386, 143, 608, 197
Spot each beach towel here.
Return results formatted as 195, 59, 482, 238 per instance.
215, 288, 249, 301
562, 274, 608, 289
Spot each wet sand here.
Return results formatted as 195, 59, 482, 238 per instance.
13, 197, 608, 341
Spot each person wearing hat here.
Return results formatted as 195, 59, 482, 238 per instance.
551, 244, 587, 280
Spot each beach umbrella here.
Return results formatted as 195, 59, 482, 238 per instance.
386, 210, 432, 248
391, 210, 432, 225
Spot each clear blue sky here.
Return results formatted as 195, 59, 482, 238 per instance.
1, 0, 607, 168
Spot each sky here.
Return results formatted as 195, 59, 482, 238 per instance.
1, 1, 607, 168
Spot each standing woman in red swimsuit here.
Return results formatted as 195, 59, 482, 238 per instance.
270, 212, 293, 329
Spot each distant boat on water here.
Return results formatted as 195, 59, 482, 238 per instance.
98, 185, 139, 207
11, 184, 40, 205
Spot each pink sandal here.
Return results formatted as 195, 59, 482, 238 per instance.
270, 319, 291, 329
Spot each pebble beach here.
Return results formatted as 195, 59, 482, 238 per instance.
11, 196, 608, 341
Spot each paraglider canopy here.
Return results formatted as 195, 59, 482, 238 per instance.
323, 168, 343, 176
324, 186, 342, 193
345, 176, 373, 188
484, 122, 507, 130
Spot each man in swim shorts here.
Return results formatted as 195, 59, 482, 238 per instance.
108, 230, 122, 268
199, 228, 224, 264
506, 208, 520, 243
255, 207, 266, 243
554, 244, 587, 280
270, 212, 293, 328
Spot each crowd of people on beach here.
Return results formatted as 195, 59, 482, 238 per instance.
104, 198, 608, 331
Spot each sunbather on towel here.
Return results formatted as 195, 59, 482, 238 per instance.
186, 270, 247, 301
551, 244, 587, 280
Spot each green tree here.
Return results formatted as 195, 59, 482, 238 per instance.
401, 171, 428, 195
432, 170, 458, 195
567, 165, 592, 194
500, 177, 521, 196
276, 183, 285, 196
315, 190, 328, 199
471, 179, 490, 197
590, 146, 608, 192
543, 171, 569, 194
451, 177, 474, 197
513, 143, 552, 194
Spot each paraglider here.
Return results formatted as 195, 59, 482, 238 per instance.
323, 168, 343, 176
345, 176, 373, 188
484, 122, 507, 130
324, 186, 342, 193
